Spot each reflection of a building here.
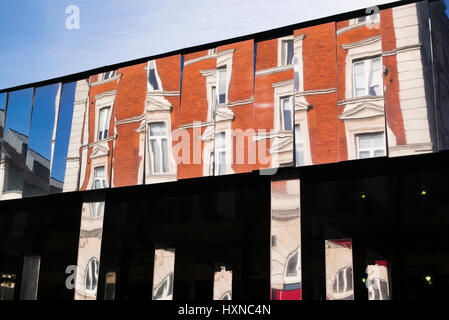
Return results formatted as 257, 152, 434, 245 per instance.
2, 0, 449, 301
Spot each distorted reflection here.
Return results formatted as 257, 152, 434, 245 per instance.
74, 201, 105, 300
0, 93, 7, 156
430, 0, 449, 151
0, 88, 34, 200
293, 23, 339, 167
50, 82, 77, 193
0, 273, 15, 300
152, 247, 175, 300
366, 260, 390, 300
381, 2, 438, 157
254, 36, 295, 170
23, 84, 60, 197
336, 13, 387, 161
19, 256, 41, 300
213, 266, 232, 300
325, 239, 354, 300
271, 179, 301, 300
103, 272, 116, 300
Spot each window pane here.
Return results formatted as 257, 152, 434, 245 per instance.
218, 68, 227, 103
282, 98, 293, 131
354, 62, 365, 97
149, 122, 166, 137
286, 40, 294, 65
359, 151, 370, 159
372, 132, 384, 147
151, 140, 161, 173
368, 58, 382, 96
215, 132, 226, 149
161, 138, 169, 173
94, 166, 104, 178
286, 251, 298, 277
295, 125, 305, 166
374, 150, 385, 157
358, 134, 373, 149
148, 68, 159, 90
218, 151, 226, 175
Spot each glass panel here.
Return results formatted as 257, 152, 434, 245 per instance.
152, 247, 175, 300
0, 93, 6, 157
282, 97, 293, 131
254, 36, 294, 170
286, 40, 294, 65
75, 201, 105, 300
19, 256, 40, 300
383, 2, 438, 157
0, 273, 16, 300
294, 23, 339, 167
148, 61, 160, 90
0, 88, 34, 200
366, 261, 391, 300
49, 81, 81, 193
325, 239, 354, 300
271, 179, 301, 300
104, 272, 116, 300
337, 15, 386, 162
213, 266, 232, 300
23, 84, 60, 197
161, 138, 169, 173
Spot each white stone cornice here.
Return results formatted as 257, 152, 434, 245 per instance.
341, 36, 382, 50
201, 125, 215, 142
256, 65, 294, 77
183, 49, 234, 67
382, 43, 422, 57
179, 121, 214, 130
295, 88, 337, 97
338, 103, 384, 120
147, 90, 180, 97
337, 95, 384, 106
115, 114, 146, 126
94, 90, 117, 100
227, 98, 254, 107
272, 79, 294, 89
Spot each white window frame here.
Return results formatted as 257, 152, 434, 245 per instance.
280, 96, 293, 131
210, 86, 218, 120
148, 122, 170, 175
97, 106, 111, 141
355, 132, 386, 159
333, 266, 353, 296
352, 56, 382, 98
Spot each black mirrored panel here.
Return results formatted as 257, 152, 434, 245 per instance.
430, 0, 449, 150
0, 88, 34, 200
49, 82, 78, 194
23, 84, 60, 197
19, 256, 41, 300
0, 93, 7, 157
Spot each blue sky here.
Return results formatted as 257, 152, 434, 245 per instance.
0, 0, 399, 90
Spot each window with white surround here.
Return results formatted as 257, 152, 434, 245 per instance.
284, 248, 301, 284
148, 122, 169, 174
97, 107, 111, 140
282, 39, 294, 66
214, 132, 226, 176
89, 202, 104, 219
280, 96, 293, 131
102, 71, 116, 81
295, 124, 305, 166
356, 132, 385, 159
93, 166, 107, 189
148, 60, 160, 91
333, 267, 353, 296
217, 67, 227, 104
353, 57, 382, 97
85, 258, 99, 294
153, 273, 173, 300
